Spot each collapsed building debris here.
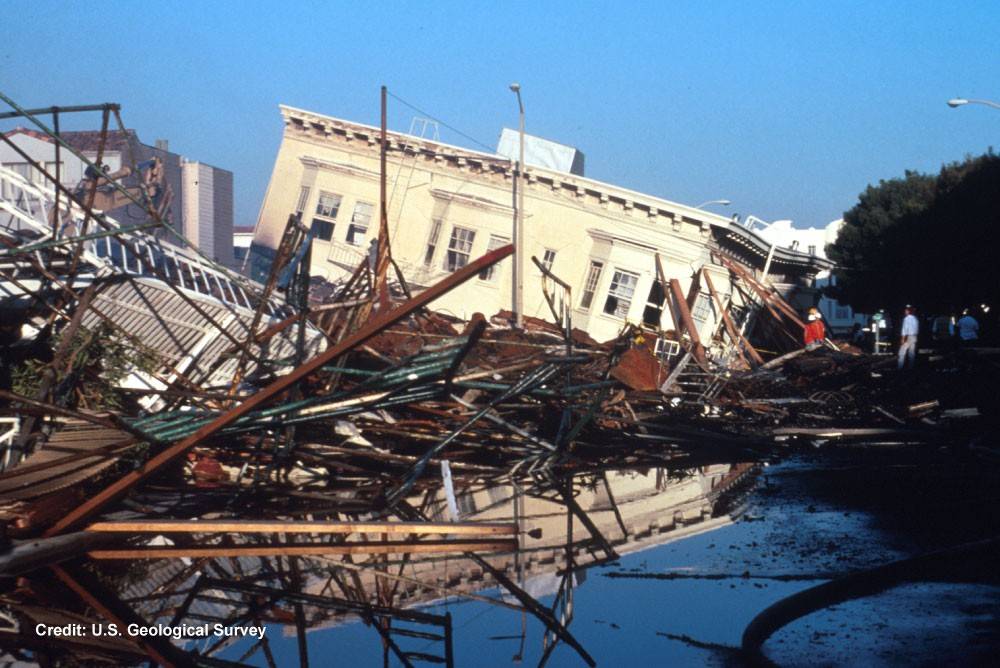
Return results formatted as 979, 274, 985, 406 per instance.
1, 91, 996, 667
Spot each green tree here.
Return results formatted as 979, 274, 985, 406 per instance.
827, 151, 1000, 316
826, 171, 935, 312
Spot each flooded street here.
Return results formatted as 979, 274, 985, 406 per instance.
218, 448, 999, 667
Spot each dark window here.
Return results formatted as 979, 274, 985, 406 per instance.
311, 219, 334, 241
643, 280, 666, 327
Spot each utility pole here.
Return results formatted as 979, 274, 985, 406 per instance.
510, 83, 525, 329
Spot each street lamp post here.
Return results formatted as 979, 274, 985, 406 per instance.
510, 83, 525, 329
947, 97, 1000, 111
694, 199, 731, 210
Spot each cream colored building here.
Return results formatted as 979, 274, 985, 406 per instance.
252, 105, 830, 344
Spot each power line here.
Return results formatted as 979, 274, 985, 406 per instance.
387, 90, 498, 154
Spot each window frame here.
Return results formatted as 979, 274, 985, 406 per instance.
642, 279, 667, 328
295, 186, 311, 215
346, 201, 374, 246
310, 219, 334, 242
424, 219, 443, 267
602, 268, 640, 319
579, 260, 605, 311
445, 226, 476, 272
478, 234, 510, 281
542, 248, 557, 271
314, 191, 342, 219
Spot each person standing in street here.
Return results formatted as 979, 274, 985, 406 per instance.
956, 309, 980, 348
898, 305, 919, 369
803, 307, 826, 350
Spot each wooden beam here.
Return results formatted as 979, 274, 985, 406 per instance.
685, 266, 702, 311
717, 254, 806, 329
44, 244, 515, 537
654, 253, 678, 332
703, 270, 764, 366
88, 539, 518, 559
668, 278, 705, 362
86, 519, 516, 536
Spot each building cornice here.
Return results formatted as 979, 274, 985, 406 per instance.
278, 105, 732, 226
429, 188, 512, 215
300, 155, 379, 181
278, 104, 829, 273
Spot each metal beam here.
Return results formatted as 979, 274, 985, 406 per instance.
45, 244, 514, 537
88, 539, 517, 559
669, 278, 706, 362
86, 519, 516, 536
0, 103, 120, 120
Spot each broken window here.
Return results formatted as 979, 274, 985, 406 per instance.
642, 279, 666, 328
479, 234, 509, 281
424, 219, 443, 266
542, 248, 557, 271
603, 269, 639, 319
445, 226, 475, 272
346, 201, 373, 245
579, 260, 604, 310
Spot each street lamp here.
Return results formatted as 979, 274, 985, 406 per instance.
694, 199, 731, 209
510, 82, 525, 329
947, 97, 1000, 110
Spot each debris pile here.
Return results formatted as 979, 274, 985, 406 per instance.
2, 93, 995, 666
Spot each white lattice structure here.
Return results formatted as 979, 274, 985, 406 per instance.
0, 164, 326, 404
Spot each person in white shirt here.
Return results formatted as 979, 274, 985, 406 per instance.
898, 305, 919, 369
956, 309, 979, 346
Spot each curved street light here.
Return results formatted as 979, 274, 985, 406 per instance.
694, 199, 731, 209
947, 97, 1000, 111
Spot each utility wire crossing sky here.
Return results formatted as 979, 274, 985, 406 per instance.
1, 0, 998, 229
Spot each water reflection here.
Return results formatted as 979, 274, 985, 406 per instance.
0, 463, 756, 666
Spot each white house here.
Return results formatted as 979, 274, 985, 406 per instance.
750, 217, 866, 334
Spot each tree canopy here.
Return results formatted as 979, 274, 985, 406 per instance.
826, 151, 1000, 315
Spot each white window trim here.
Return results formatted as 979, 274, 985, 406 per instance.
578, 259, 605, 312
444, 225, 476, 272
601, 268, 640, 320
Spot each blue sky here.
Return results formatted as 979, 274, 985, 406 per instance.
2, 1, 997, 229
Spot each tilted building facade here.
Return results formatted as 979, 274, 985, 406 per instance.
252, 105, 830, 345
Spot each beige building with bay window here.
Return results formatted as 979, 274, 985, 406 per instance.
251, 105, 830, 344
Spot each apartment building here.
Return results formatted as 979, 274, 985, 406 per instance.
251, 105, 830, 343
0, 128, 233, 266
